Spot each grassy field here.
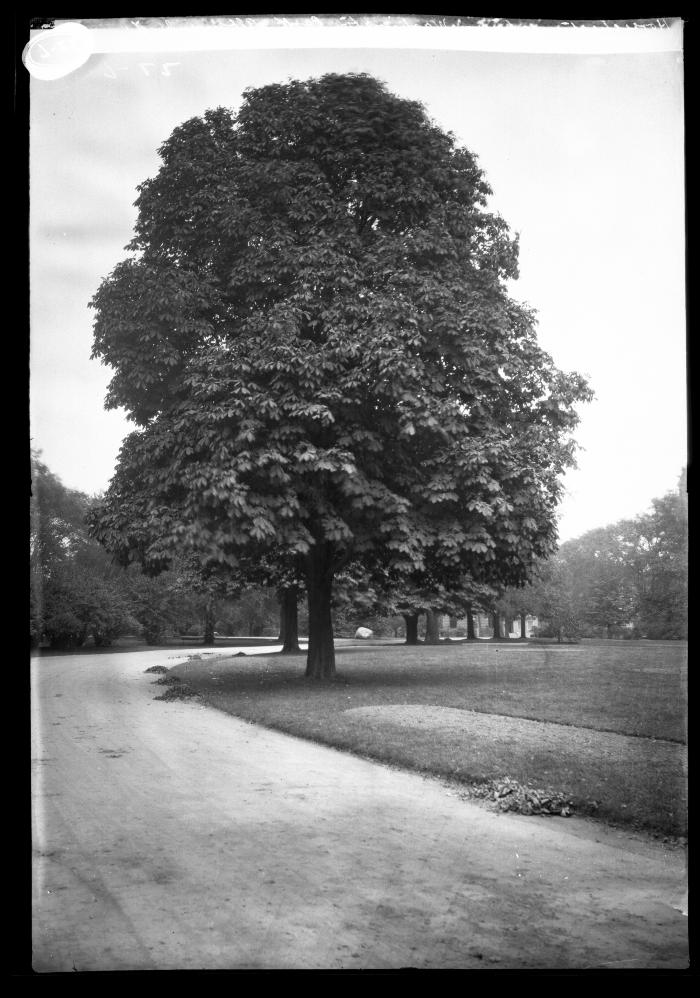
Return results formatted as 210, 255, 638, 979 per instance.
170, 639, 687, 837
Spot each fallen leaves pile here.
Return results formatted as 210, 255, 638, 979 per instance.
154, 681, 200, 702
147, 673, 200, 700
467, 776, 575, 817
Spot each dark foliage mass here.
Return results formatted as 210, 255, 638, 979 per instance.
30, 453, 282, 650
31, 454, 138, 649
87, 73, 592, 675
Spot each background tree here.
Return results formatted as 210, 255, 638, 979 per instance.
169, 555, 247, 642
224, 587, 280, 637
559, 526, 642, 638
31, 453, 231, 649
88, 73, 592, 679
349, 561, 491, 645
392, 571, 498, 644
30, 453, 92, 571
519, 471, 687, 641
525, 556, 582, 643
31, 454, 139, 648
119, 571, 179, 645
630, 473, 688, 638
278, 586, 302, 653
495, 586, 533, 640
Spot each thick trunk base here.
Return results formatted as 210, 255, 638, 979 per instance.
305, 544, 336, 679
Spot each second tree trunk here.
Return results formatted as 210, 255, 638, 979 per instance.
424, 609, 440, 645
278, 587, 300, 654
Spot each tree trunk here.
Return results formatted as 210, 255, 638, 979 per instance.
203, 600, 216, 644
424, 609, 440, 645
557, 625, 563, 644
491, 610, 501, 640
279, 587, 300, 654
304, 543, 336, 679
403, 613, 420, 645
519, 611, 528, 641
466, 604, 476, 640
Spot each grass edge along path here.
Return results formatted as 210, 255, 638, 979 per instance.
167, 640, 687, 839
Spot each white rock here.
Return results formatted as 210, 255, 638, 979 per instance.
355, 627, 373, 639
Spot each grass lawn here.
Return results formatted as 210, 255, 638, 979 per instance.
171, 639, 687, 837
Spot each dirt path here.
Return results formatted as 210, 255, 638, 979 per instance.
31, 649, 688, 971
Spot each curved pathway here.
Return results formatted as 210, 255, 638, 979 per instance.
31, 648, 688, 971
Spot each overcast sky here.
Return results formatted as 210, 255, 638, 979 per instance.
28, 18, 686, 543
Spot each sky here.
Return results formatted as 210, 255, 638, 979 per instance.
28, 17, 687, 544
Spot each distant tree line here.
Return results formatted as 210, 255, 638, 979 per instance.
30, 452, 687, 650
30, 453, 296, 650
498, 471, 688, 641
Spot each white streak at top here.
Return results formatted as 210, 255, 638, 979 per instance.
32, 21, 684, 57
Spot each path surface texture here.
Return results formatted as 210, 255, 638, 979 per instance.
31, 648, 688, 971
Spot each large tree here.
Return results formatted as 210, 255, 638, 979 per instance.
88, 73, 591, 678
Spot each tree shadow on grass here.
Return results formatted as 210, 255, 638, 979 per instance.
176, 655, 557, 699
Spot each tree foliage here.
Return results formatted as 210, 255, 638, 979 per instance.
521, 557, 583, 642
500, 471, 688, 640
631, 477, 688, 639
30, 454, 140, 648
221, 586, 281, 637
88, 73, 592, 677
30, 453, 230, 648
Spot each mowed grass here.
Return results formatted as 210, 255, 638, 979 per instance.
172, 640, 687, 837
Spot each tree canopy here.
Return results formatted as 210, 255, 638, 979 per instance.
88, 72, 592, 677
